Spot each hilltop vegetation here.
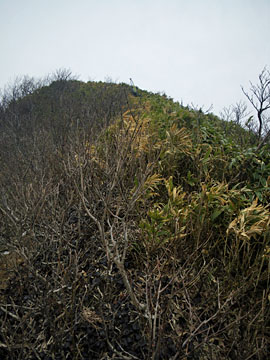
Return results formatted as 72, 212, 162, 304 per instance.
0, 72, 270, 359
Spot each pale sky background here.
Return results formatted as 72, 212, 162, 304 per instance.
0, 0, 269, 115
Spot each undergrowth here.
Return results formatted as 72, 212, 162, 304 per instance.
0, 78, 269, 359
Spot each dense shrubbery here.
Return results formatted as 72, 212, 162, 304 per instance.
0, 75, 269, 359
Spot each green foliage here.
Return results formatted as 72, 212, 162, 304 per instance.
228, 146, 270, 203
139, 176, 188, 252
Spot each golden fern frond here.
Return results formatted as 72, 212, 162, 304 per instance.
144, 174, 164, 193
165, 125, 192, 155
227, 199, 270, 240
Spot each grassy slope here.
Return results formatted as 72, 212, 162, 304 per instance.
0, 80, 270, 359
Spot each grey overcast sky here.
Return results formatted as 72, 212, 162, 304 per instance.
0, 0, 269, 114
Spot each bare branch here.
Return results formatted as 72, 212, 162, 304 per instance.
242, 66, 270, 140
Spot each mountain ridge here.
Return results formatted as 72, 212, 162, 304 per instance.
0, 75, 269, 359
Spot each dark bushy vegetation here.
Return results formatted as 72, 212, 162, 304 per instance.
0, 72, 270, 359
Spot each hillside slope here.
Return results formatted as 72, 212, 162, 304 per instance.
0, 79, 269, 359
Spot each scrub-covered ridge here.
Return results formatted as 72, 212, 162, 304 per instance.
0, 72, 270, 359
